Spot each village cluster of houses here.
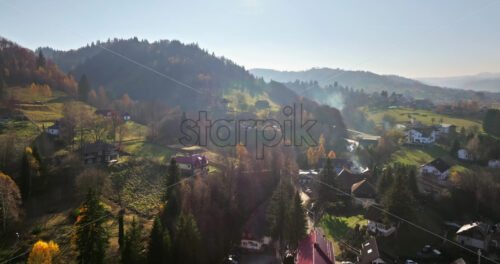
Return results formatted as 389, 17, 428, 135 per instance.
405, 122, 456, 145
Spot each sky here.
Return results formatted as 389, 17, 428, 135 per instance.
1, 0, 500, 78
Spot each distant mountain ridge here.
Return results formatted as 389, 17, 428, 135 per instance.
418, 72, 500, 93
250, 68, 500, 103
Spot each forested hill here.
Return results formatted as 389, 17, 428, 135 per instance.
0, 38, 77, 95
250, 68, 500, 103
38, 38, 272, 111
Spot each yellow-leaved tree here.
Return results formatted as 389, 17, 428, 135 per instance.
27, 240, 59, 264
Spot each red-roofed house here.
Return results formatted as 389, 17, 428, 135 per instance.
297, 228, 335, 264
174, 154, 208, 172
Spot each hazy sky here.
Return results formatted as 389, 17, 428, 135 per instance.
1, 0, 499, 78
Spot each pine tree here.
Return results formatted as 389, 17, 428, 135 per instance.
122, 217, 144, 264
376, 166, 393, 198
147, 216, 164, 264
162, 229, 172, 262
406, 166, 419, 198
36, 50, 46, 68
173, 213, 201, 264
72, 189, 109, 264
0, 74, 5, 99
163, 158, 181, 230
286, 191, 308, 249
165, 158, 180, 201
78, 74, 91, 102
20, 150, 31, 200
382, 173, 416, 225
267, 180, 293, 252
118, 209, 125, 251
450, 139, 460, 157
317, 158, 337, 207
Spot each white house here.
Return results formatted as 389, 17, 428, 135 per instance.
457, 149, 474, 161
365, 205, 396, 237
488, 160, 500, 168
46, 122, 60, 136
457, 222, 490, 250
419, 158, 450, 180
406, 128, 436, 144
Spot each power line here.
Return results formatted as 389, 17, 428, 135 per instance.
306, 175, 500, 264
0, 173, 197, 264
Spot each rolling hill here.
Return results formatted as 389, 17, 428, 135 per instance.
250, 68, 500, 104
418, 72, 500, 93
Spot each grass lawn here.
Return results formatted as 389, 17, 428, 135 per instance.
120, 121, 147, 141
390, 145, 449, 166
0, 120, 41, 142
318, 213, 367, 257
223, 89, 280, 117
363, 107, 482, 132
122, 140, 173, 163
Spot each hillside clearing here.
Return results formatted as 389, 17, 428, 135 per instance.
363, 107, 482, 132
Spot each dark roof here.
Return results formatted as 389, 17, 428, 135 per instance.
336, 168, 365, 192
351, 179, 376, 198
365, 205, 384, 223
425, 158, 451, 173
297, 228, 335, 264
358, 238, 382, 264
80, 140, 118, 154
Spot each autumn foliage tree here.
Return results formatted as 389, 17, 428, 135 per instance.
27, 240, 59, 264
72, 189, 109, 264
0, 172, 22, 233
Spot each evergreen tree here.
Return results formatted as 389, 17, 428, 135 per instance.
0, 74, 5, 99
122, 217, 144, 264
450, 138, 460, 157
118, 209, 125, 251
78, 74, 91, 102
382, 173, 416, 225
36, 50, 46, 68
286, 191, 308, 249
173, 213, 201, 264
162, 229, 172, 262
317, 158, 337, 207
73, 189, 109, 264
163, 158, 181, 230
266, 180, 293, 253
483, 109, 500, 137
20, 150, 31, 200
165, 158, 180, 201
376, 166, 393, 198
406, 166, 419, 198
147, 216, 164, 264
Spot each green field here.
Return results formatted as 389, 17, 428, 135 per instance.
363, 107, 482, 132
223, 89, 280, 117
390, 145, 449, 166
122, 140, 173, 163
